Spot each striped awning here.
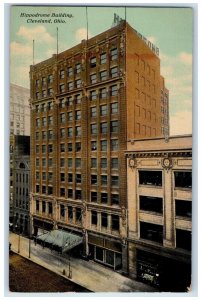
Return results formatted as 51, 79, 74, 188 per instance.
36, 229, 83, 253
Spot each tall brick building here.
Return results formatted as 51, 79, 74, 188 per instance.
30, 21, 169, 273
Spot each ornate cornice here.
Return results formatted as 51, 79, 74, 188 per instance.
126, 151, 192, 159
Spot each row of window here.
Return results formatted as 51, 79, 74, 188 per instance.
15, 187, 29, 196
91, 211, 120, 231
35, 102, 53, 112
139, 171, 192, 189
139, 195, 192, 218
16, 173, 29, 183
15, 199, 28, 210
90, 120, 119, 135
140, 221, 191, 251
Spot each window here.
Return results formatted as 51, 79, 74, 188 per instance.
111, 48, 118, 60
91, 158, 97, 168
35, 105, 39, 113
111, 67, 118, 78
48, 116, 53, 125
174, 172, 192, 189
60, 143, 65, 152
48, 158, 53, 167
76, 174, 81, 184
36, 200, 39, 212
36, 145, 40, 153
68, 158, 73, 168
91, 175, 97, 185
100, 88, 107, 99
90, 107, 97, 117
90, 74, 97, 84
75, 94, 81, 104
48, 74, 53, 84
67, 96, 73, 106
175, 200, 192, 218
176, 229, 191, 251
75, 110, 81, 120
47, 88, 53, 97
48, 202, 53, 215
59, 98, 65, 109
42, 186, 46, 194
36, 172, 40, 180
101, 193, 108, 203
60, 113, 65, 123
60, 188, 65, 197
140, 221, 163, 244
100, 70, 107, 81
139, 171, 162, 186
91, 192, 97, 202
68, 206, 73, 219
60, 128, 65, 138
42, 172, 46, 180
101, 213, 108, 227
36, 185, 40, 193
91, 141, 97, 151
100, 53, 106, 64
67, 67, 73, 77
76, 208, 82, 222
111, 139, 119, 151
91, 211, 97, 225
111, 85, 118, 96
36, 92, 40, 99
95, 247, 104, 262
42, 201, 46, 213
76, 79, 82, 88
48, 172, 53, 181
67, 127, 73, 137
100, 122, 107, 134
60, 173, 65, 182
90, 57, 96, 68
68, 189, 73, 198
76, 158, 81, 168
76, 142, 81, 152
68, 173, 73, 183
48, 130, 53, 139
42, 158, 46, 167
36, 118, 40, 127
60, 158, 65, 168
111, 176, 119, 186
111, 103, 118, 114
111, 194, 119, 205
47, 101, 53, 110
36, 79, 40, 87
111, 121, 118, 133
91, 124, 97, 135
75, 190, 82, 200
36, 132, 40, 140
100, 105, 107, 116
60, 70, 65, 79
60, 204, 65, 217
101, 175, 107, 186
75, 63, 81, 74
48, 186, 53, 195
76, 126, 81, 137
101, 140, 107, 151
90, 90, 97, 100
140, 196, 163, 214
67, 111, 73, 121
42, 90, 47, 98
111, 215, 119, 231
111, 158, 118, 169
60, 84, 65, 93
48, 144, 53, 153
101, 158, 107, 169
67, 143, 73, 152
68, 82, 74, 91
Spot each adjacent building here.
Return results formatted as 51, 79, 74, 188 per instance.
12, 135, 30, 235
126, 135, 192, 291
30, 21, 169, 273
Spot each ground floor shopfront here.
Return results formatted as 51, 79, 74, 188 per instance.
128, 242, 191, 292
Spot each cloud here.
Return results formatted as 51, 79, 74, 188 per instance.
170, 111, 192, 135
75, 28, 91, 42
10, 41, 32, 56
17, 25, 55, 44
179, 52, 192, 65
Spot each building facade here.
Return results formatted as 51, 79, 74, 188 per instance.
126, 135, 192, 291
160, 76, 169, 137
10, 83, 30, 136
12, 136, 30, 235
30, 21, 168, 272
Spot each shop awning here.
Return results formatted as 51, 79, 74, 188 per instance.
36, 229, 83, 253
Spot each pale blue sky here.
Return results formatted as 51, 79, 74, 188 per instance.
10, 5, 193, 135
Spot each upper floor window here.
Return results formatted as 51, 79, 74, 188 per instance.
111, 215, 119, 231
67, 67, 73, 77
75, 94, 81, 104
90, 90, 97, 100
67, 96, 73, 106
100, 53, 107, 64
110, 48, 118, 60
36, 79, 40, 87
139, 196, 163, 214
60, 84, 65, 93
140, 221, 163, 244
174, 171, 192, 189
60, 70, 65, 79
76, 79, 82, 89
111, 67, 118, 78
100, 88, 107, 99
111, 102, 118, 114
139, 171, 162, 187
48, 74, 53, 84
100, 70, 107, 81
111, 85, 118, 96
47, 88, 53, 96
90, 74, 97, 84
90, 57, 96, 68
175, 200, 192, 218
75, 63, 81, 74
68, 82, 74, 91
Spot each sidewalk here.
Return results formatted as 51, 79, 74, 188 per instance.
9, 232, 157, 293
